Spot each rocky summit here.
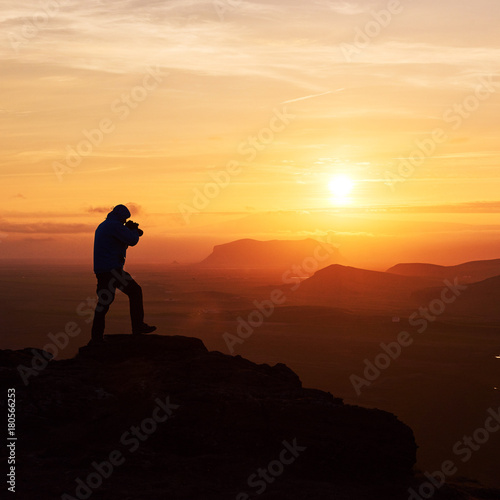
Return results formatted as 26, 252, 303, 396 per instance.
0, 335, 497, 499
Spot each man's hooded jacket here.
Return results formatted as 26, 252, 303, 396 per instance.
93, 205, 140, 273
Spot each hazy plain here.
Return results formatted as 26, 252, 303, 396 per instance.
1, 260, 499, 488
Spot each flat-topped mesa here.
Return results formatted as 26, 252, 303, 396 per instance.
196, 238, 340, 269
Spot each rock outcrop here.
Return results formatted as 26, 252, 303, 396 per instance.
0, 335, 493, 499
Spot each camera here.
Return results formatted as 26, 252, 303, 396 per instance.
125, 220, 144, 236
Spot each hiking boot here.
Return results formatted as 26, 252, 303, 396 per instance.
132, 324, 157, 335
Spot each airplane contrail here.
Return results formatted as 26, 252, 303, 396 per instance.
281, 88, 344, 104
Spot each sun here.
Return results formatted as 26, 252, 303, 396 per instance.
328, 174, 355, 202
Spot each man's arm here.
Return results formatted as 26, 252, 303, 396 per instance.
114, 224, 140, 247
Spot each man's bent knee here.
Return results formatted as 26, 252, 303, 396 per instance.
122, 281, 142, 296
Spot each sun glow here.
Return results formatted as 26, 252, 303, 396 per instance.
328, 174, 355, 204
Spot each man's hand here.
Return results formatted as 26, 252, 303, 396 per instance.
125, 220, 144, 236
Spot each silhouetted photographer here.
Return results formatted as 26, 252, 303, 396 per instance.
90, 204, 156, 345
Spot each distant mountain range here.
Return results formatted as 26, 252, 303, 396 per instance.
294, 259, 500, 319
412, 274, 500, 321
293, 264, 439, 312
387, 258, 500, 283
196, 238, 340, 269
195, 239, 500, 318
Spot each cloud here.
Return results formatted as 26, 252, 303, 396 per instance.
320, 1, 370, 15
86, 206, 112, 214
2, 0, 499, 98
335, 41, 500, 69
86, 203, 142, 215
1, 0, 500, 225
318, 202, 500, 214
392, 202, 500, 214
295, 201, 500, 215
281, 89, 343, 104
126, 202, 143, 215
0, 219, 94, 234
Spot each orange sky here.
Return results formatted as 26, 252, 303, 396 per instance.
1, 0, 500, 268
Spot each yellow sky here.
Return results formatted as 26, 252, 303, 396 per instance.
1, 0, 500, 267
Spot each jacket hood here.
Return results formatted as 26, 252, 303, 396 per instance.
106, 204, 131, 222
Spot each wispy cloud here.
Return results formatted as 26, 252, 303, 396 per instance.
281, 89, 344, 104
2, 0, 500, 224
319, 1, 370, 15
85, 203, 143, 215
86, 206, 112, 214
306, 201, 500, 214
0, 219, 94, 234
3, 1, 499, 88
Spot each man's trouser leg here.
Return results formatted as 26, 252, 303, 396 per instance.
114, 270, 144, 333
91, 271, 117, 342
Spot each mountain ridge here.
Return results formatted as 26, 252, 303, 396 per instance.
196, 237, 341, 269
293, 263, 440, 312
387, 258, 500, 283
